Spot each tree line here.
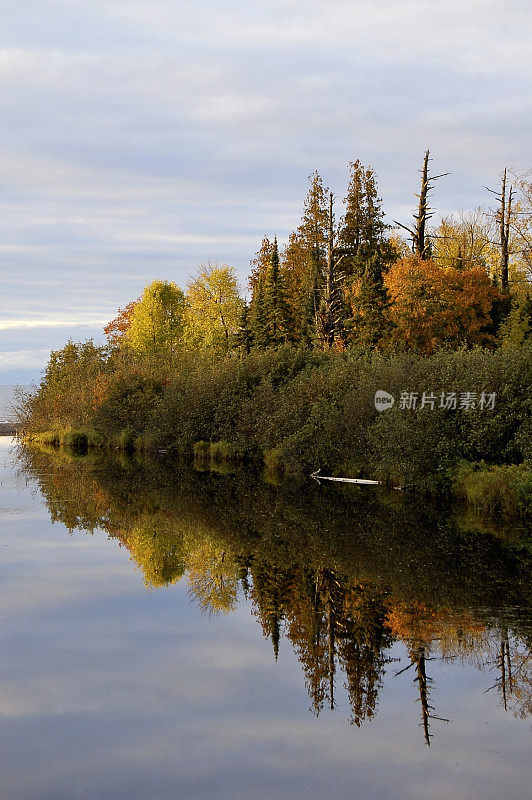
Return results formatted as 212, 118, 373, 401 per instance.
17, 153, 532, 497
104, 152, 532, 357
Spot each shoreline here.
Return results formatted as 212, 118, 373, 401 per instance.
0, 423, 19, 436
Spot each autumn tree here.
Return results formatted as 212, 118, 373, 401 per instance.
127, 280, 186, 355
186, 537, 240, 614
511, 171, 532, 282
125, 515, 186, 589
431, 210, 494, 271
186, 263, 244, 353
104, 299, 139, 346
27, 340, 109, 431
498, 293, 532, 349
385, 255, 500, 353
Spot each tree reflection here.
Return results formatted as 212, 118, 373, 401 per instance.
17, 444, 531, 743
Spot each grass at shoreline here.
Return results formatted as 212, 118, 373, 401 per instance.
22, 431, 532, 519
17, 344, 532, 518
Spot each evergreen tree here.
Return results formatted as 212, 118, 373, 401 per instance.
249, 236, 274, 296
249, 237, 274, 347
347, 255, 391, 348
316, 193, 349, 348
250, 270, 270, 347
235, 302, 254, 353
299, 171, 330, 259
282, 173, 329, 344
339, 160, 389, 277
263, 238, 294, 345
298, 247, 320, 347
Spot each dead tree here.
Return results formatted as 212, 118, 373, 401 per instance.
494, 169, 513, 289
394, 150, 449, 259
316, 193, 347, 347
396, 645, 449, 747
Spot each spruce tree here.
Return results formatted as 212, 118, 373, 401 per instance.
298, 247, 320, 347
235, 302, 254, 353
281, 173, 329, 344
250, 271, 270, 347
263, 238, 293, 345
316, 193, 349, 348
339, 160, 389, 277
347, 255, 391, 348
249, 237, 274, 347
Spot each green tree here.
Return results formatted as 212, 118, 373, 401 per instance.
249, 237, 274, 347
263, 238, 294, 345
339, 160, 390, 277
235, 302, 254, 354
347, 254, 391, 348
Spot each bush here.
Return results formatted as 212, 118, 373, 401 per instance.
452, 461, 532, 517
21, 341, 532, 497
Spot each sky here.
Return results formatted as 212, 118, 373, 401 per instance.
0, 0, 530, 383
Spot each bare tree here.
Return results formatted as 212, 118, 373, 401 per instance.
316, 193, 347, 347
394, 150, 449, 259
486, 169, 514, 289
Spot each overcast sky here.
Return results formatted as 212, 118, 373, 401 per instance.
0, 0, 530, 383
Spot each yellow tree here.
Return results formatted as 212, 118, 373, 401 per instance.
127, 280, 186, 355
185, 537, 240, 614
432, 210, 494, 271
185, 263, 244, 353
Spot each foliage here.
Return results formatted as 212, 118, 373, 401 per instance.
185, 263, 244, 353
431, 210, 494, 271
385, 256, 500, 353
104, 299, 138, 346
21, 341, 532, 502
128, 280, 186, 354
452, 461, 532, 517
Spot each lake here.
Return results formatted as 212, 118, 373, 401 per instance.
1, 436, 530, 800
0, 385, 17, 422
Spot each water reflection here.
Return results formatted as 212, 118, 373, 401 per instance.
17, 445, 532, 746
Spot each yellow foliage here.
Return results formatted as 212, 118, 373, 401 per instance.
185, 263, 243, 353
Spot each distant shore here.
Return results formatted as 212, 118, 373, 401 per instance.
0, 423, 19, 436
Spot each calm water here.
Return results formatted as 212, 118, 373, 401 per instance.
0, 386, 17, 422
1, 437, 530, 800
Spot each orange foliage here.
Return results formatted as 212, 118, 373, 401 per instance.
385, 256, 500, 353
385, 600, 439, 647
103, 299, 138, 345
386, 599, 486, 651
91, 373, 111, 410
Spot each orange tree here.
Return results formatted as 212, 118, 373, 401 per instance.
385, 255, 500, 353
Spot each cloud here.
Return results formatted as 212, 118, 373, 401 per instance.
0, 0, 530, 379
0, 317, 109, 331
0, 349, 54, 369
